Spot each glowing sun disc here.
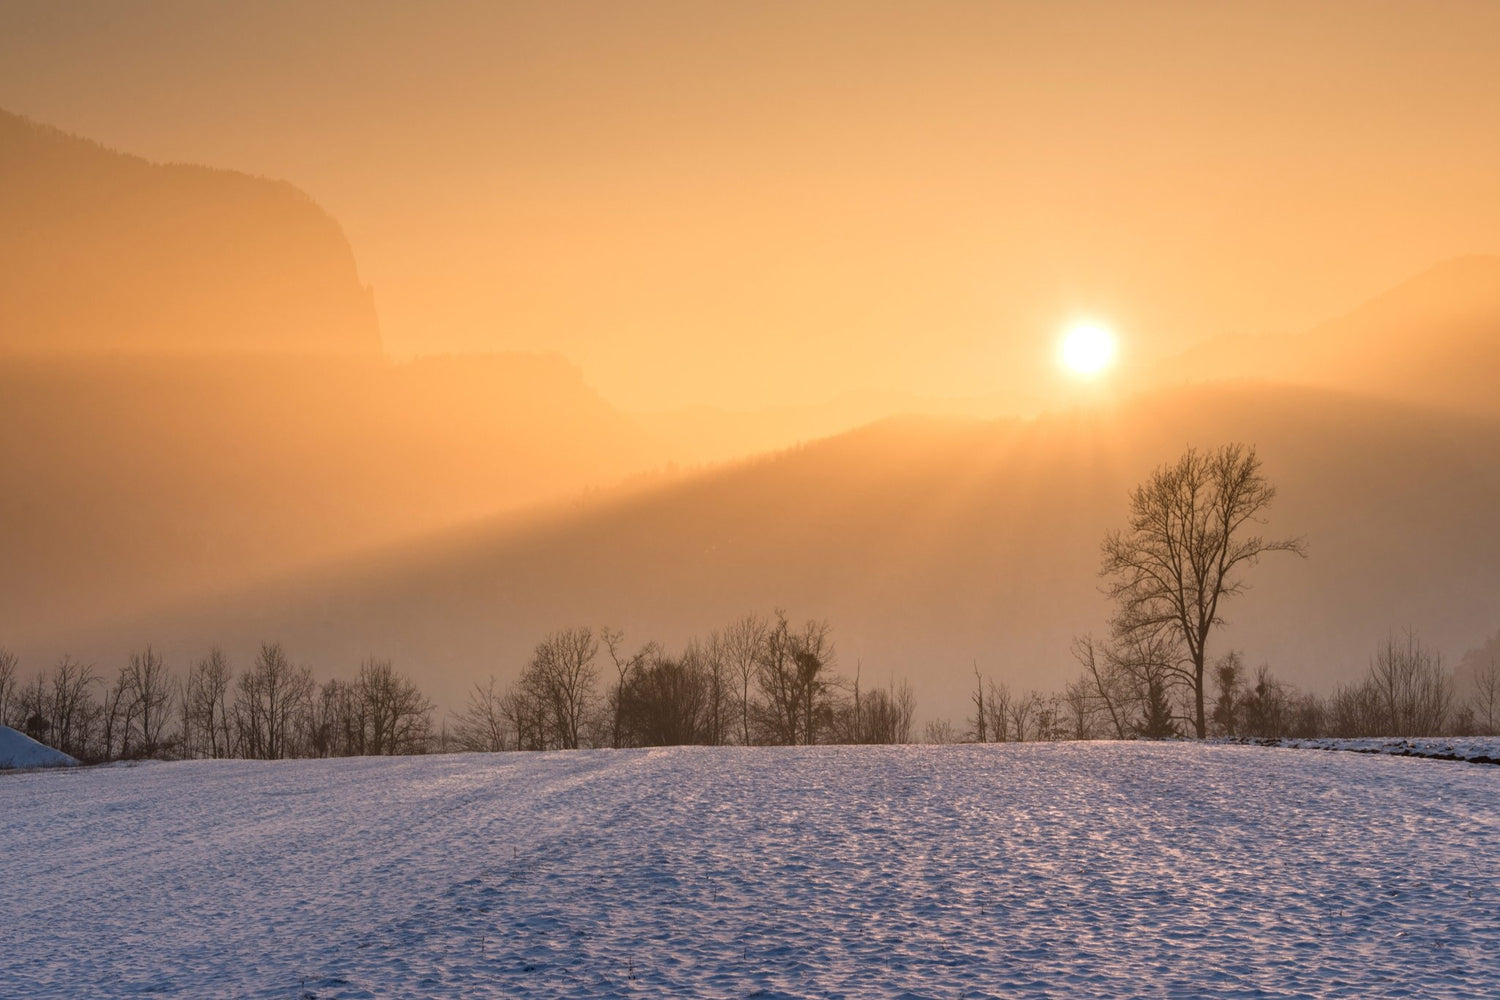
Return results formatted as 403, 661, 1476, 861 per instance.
1059, 322, 1118, 377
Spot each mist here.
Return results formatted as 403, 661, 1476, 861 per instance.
3, 2, 1499, 729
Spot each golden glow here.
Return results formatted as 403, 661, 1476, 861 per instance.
1058, 322, 1118, 378
3, 2, 1500, 739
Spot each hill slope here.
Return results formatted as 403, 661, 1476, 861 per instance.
33, 382, 1500, 722
0, 353, 657, 633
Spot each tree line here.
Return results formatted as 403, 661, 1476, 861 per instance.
5, 619, 1494, 766
945, 627, 1500, 744
0, 610, 918, 763
447, 611, 915, 752
0, 643, 433, 763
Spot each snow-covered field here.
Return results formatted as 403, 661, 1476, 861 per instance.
3, 744, 1497, 999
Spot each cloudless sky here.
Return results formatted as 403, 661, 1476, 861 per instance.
3, 0, 1498, 409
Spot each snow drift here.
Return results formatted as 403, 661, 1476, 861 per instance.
0, 724, 79, 770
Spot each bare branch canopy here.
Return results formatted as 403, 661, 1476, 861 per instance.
1099, 443, 1306, 738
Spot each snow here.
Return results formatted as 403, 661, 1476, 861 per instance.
1240, 735, 1500, 765
2, 743, 1497, 998
0, 724, 79, 770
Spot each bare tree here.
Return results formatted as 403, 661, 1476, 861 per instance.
124, 646, 175, 758
17, 670, 49, 743
235, 642, 314, 760
176, 673, 194, 759
530, 627, 599, 750
694, 631, 732, 747
601, 628, 656, 750
724, 614, 768, 745
1108, 628, 1187, 738
793, 620, 835, 745
1369, 629, 1451, 736
299, 661, 431, 757
1326, 631, 1452, 737
102, 665, 135, 760
755, 612, 835, 745
837, 666, 916, 744
1470, 657, 1500, 735
1073, 636, 1129, 740
1286, 691, 1326, 738
984, 679, 1012, 743
1034, 695, 1064, 741
754, 617, 801, 745
451, 676, 511, 752
500, 678, 550, 751
922, 717, 959, 744
968, 663, 987, 743
1241, 664, 1290, 738
618, 652, 711, 746
1460, 636, 1500, 735
1008, 690, 1041, 743
305, 678, 352, 757
869, 679, 917, 744
45, 656, 99, 759
1210, 651, 1245, 737
185, 648, 235, 758
1100, 443, 1305, 737
1062, 676, 1095, 740
1329, 677, 1384, 738
354, 658, 433, 755
0, 648, 17, 729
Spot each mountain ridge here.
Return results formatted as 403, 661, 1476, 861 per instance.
0, 107, 381, 356
1148, 255, 1500, 416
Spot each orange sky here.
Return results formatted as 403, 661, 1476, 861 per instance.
3, 0, 1498, 409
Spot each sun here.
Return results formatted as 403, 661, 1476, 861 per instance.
1058, 321, 1118, 378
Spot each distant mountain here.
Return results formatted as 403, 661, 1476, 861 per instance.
1150, 256, 1500, 416
0, 109, 379, 355
33, 381, 1500, 725
0, 352, 657, 634
0, 111, 678, 638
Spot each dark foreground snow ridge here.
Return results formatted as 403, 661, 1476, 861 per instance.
1233, 735, 1500, 765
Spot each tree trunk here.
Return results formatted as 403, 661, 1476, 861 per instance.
1194, 655, 1207, 738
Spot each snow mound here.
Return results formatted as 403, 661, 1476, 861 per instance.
0, 725, 80, 770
